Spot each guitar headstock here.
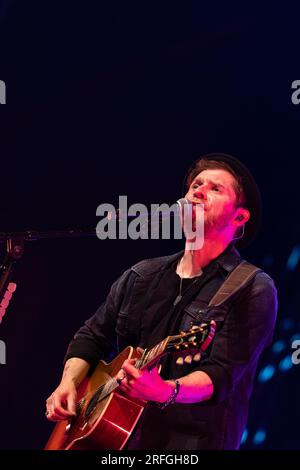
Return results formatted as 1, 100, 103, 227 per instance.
0, 238, 22, 324
0, 282, 17, 323
166, 321, 216, 365
140, 321, 216, 370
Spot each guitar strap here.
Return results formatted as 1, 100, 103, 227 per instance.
119, 258, 261, 350
207, 260, 261, 309
156, 260, 261, 377
166, 260, 261, 340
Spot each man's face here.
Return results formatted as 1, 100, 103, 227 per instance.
184, 168, 239, 234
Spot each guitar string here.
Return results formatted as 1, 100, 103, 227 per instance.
74, 327, 208, 415
74, 346, 157, 414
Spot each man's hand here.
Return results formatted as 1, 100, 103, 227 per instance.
45, 381, 77, 421
116, 358, 174, 403
45, 357, 90, 421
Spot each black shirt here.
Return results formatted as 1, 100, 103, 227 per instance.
138, 259, 198, 353
65, 244, 278, 450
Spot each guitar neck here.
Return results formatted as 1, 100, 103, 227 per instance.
135, 338, 169, 371
134, 322, 215, 371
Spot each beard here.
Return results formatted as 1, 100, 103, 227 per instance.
202, 209, 234, 236
186, 203, 236, 244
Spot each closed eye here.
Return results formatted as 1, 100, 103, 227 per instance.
191, 179, 225, 192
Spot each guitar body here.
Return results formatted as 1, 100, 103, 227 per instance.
45, 346, 145, 450
45, 322, 216, 451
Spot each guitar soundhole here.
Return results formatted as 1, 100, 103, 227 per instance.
84, 385, 105, 420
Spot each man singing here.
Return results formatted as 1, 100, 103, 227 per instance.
45, 153, 277, 450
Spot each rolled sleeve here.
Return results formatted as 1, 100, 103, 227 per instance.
196, 271, 278, 403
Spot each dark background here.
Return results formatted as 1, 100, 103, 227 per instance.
0, 0, 299, 450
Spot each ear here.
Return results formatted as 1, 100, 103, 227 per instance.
233, 208, 250, 226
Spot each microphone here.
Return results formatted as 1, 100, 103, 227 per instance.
107, 197, 191, 221
96, 196, 204, 248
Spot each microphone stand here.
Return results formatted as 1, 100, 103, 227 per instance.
0, 228, 97, 323
0, 228, 97, 243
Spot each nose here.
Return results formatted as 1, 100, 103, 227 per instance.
194, 187, 207, 201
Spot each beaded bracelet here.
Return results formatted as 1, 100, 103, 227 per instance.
157, 379, 180, 410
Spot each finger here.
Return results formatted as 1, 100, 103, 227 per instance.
45, 402, 67, 421
45, 394, 72, 421
121, 359, 133, 368
122, 361, 141, 378
126, 358, 140, 368
136, 347, 144, 357
149, 366, 160, 375
66, 394, 77, 416
117, 368, 135, 388
51, 395, 75, 419
46, 411, 68, 422
51, 406, 71, 419
116, 369, 127, 384
118, 379, 133, 394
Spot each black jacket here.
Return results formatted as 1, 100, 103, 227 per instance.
65, 245, 278, 450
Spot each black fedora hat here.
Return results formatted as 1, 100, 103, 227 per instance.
185, 153, 262, 249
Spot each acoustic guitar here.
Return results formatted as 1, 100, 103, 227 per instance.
45, 320, 216, 450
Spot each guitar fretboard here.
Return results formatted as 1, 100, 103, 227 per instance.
136, 337, 168, 370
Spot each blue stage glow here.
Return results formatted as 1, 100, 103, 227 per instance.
263, 255, 274, 267
253, 429, 266, 445
278, 355, 293, 372
258, 364, 275, 382
272, 340, 286, 354
291, 333, 300, 342
286, 245, 300, 271
241, 429, 248, 444
281, 318, 295, 331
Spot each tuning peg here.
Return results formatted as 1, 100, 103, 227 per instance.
3, 291, 12, 301
0, 307, 6, 323
8, 282, 17, 293
176, 357, 184, 365
183, 342, 189, 348
0, 283, 17, 324
193, 352, 201, 362
184, 355, 193, 364
190, 325, 200, 332
188, 335, 196, 342
0, 298, 10, 309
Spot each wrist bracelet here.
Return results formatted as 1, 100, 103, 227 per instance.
157, 379, 180, 410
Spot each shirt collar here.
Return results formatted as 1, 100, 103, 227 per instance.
212, 242, 241, 273
132, 242, 241, 278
